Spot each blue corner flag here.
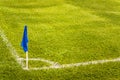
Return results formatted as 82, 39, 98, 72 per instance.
21, 25, 28, 52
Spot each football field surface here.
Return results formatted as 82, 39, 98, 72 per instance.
0, 0, 120, 80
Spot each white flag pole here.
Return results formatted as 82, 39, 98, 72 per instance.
26, 51, 28, 70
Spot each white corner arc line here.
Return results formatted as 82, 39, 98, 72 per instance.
30, 57, 120, 70
20, 58, 58, 65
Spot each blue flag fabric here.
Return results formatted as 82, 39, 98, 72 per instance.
21, 25, 28, 52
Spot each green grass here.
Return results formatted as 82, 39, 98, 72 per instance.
0, 0, 120, 79
0, 0, 120, 64
0, 38, 120, 80
0, 37, 120, 80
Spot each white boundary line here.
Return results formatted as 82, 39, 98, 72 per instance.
30, 57, 120, 70
0, 28, 21, 64
1, 27, 120, 71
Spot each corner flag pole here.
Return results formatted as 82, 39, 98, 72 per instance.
26, 51, 28, 69
21, 25, 29, 70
